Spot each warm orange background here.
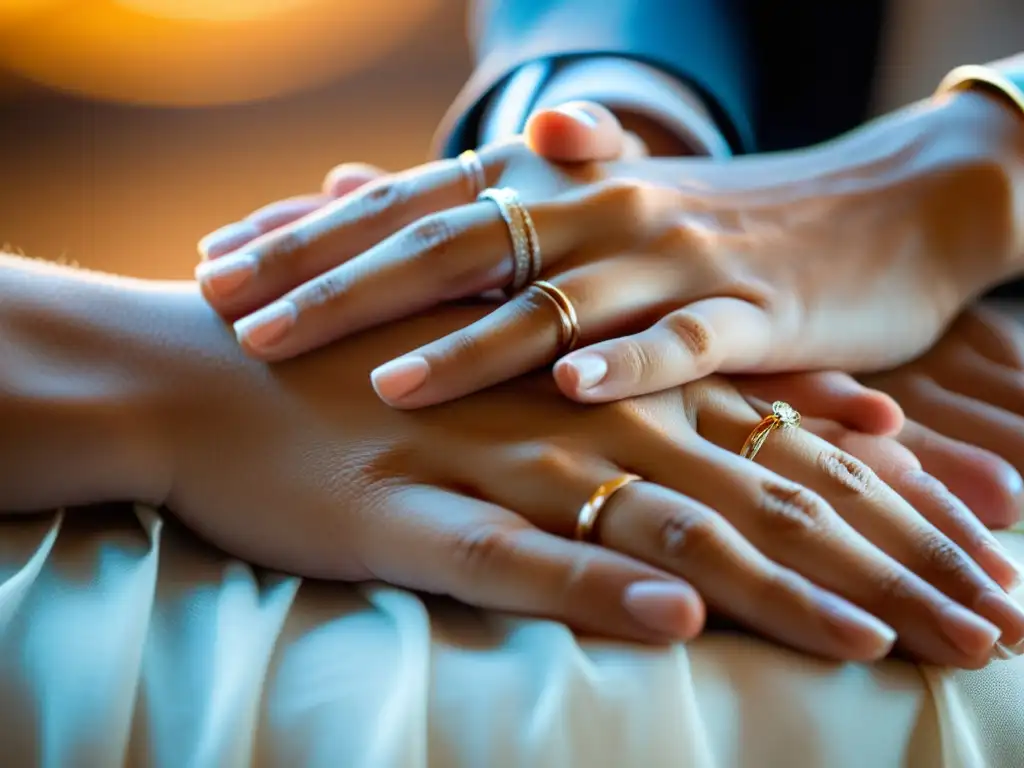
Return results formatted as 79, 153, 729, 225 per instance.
0, 0, 471, 278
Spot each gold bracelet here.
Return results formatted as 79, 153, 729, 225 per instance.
934, 64, 1024, 122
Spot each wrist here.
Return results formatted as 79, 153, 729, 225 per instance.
914, 88, 1024, 299
0, 259, 203, 509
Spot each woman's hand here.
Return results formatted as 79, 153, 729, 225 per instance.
864, 303, 1024, 529
123, 279, 1024, 668
194, 93, 1024, 413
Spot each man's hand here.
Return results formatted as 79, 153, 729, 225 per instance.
865, 304, 1024, 530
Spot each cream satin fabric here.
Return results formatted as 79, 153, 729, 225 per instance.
0, 506, 1021, 768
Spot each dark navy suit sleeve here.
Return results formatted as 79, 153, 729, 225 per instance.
433, 0, 755, 157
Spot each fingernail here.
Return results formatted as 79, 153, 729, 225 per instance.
938, 601, 1001, 656
234, 301, 296, 351
623, 581, 700, 637
197, 221, 259, 260
974, 588, 1024, 647
815, 591, 897, 651
562, 353, 608, 391
371, 356, 430, 402
994, 637, 1024, 660
194, 254, 256, 299
554, 103, 598, 128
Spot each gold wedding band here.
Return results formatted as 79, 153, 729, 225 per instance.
478, 186, 541, 295
532, 280, 581, 354
740, 401, 801, 462
575, 473, 642, 542
457, 150, 487, 199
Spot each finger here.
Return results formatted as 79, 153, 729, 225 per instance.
525, 101, 630, 163
619, 131, 651, 160
885, 374, 1024, 500
321, 162, 387, 198
453, 444, 894, 662
896, 418, 1023, 531
928, 347, 1024, 418
234, 186, 664, 365
554, 296, 773, 402
198, 196, 330, 262
194, 145, 518, 318
708, 397, 1018, 665
740, 371, 905, 435
615, 394, 1001, 668
953, 304, 1024, 368
879, 465, 1023, 596
794, 419, 1024, 615
367, 257, 679, 407
364, 485, 705, 643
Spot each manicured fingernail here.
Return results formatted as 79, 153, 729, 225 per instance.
194, 254, 256, 299
554, 103, 599, 128
197, 221, 259, 260
234, 301, 296, 351
562, 353, 608, 391
623, 581, 699, 637
815, 591, 897, 650
938, 601, 1001, 656
371, 356, 430, 402
993, 641, 1023, 660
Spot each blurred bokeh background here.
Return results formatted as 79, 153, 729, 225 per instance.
0, 0, 470, 277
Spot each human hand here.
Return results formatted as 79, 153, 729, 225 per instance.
864, 303, 1024, 531
145, 285, 1024, 667
195, 95, 1016, 416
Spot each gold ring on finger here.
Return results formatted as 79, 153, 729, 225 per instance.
531, 279, 581, 355
575, 473, 642, 543
478, 187, 533, 294
740, 401, 801, 463
457, 150, 487, 199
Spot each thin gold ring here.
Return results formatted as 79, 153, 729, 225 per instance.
532, 280, 581, 353
505, 195, 542, 283
478, 187, 532, 293
575, 473, 642, 542
740, 401, 801, 462
934, 64, 1024, 122
457, 150, 487, 199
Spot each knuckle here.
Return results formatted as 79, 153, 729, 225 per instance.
296, 271, 348, 310
756, 481, 834, 534
615, 337, 660, 385
655, 505, 722, 562
590, 179, 660, 233
405, 214, 457, 260
258, 227, 308, 270
449, 524, 518, 578
512, 442, 577, 481
441, 328, 490, 368
918, 531, 975, 586
359, 177, 410, 216
660, 310, 716, 362
868, 568, 918, 612
817, 450, 876, 495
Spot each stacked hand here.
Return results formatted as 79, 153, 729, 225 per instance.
146, 287, 1022, 669
865, 304, 1024, 528
195, 94, 1019, 417
183, 100, 1024, 666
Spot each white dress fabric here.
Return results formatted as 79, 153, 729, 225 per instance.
0, 505, 1021, 767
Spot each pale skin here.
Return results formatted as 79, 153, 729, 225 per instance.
193, 67, 1024, 418
4, 253, 1024, 668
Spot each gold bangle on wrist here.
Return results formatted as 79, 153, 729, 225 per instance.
934, 64, 1024, 123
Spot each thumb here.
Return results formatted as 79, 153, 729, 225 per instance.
525, 100, 637, 162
